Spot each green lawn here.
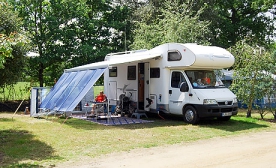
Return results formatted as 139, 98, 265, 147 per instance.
0, 82, 31, 101
0, 110, 275, 167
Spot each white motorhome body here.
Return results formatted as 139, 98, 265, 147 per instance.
103, 43, 238, 124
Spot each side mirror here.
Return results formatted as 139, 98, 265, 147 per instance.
180, 82, 189, 92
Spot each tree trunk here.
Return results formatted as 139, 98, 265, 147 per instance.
39, 63, 44, 87
38, 1, 44, 87
246, 110, 251, 118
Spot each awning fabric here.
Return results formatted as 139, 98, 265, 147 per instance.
40, 51, 161, 112
40, 68, 106, 112
65, 52, 161, 72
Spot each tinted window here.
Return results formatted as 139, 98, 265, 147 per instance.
150, 68, 160, 78
109, 67, 117, 77
168, 51, 182, 61
127, 66, 136, 80
171, 71, 185, 88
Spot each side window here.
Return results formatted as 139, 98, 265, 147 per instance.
171, 71, 186, 88
127, 66, 136, 80
150, 68, 160, 78
109, 67, 117, 77
168, 51, 182, 61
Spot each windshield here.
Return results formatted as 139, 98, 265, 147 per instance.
185, 70, 225, 88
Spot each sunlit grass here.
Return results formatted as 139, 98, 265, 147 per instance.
0, 82, 32, 101
0, 110, 275, 167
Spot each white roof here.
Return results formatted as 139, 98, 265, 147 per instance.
66, 42, 235, 72
181, 43, 234, 69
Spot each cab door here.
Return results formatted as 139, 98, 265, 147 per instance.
168, 71, 189, 114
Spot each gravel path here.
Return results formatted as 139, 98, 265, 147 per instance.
56, 130, 276, 168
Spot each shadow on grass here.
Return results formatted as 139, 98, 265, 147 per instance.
157, 114, 269, 132
52, 117, 109, 131
58, 112, 270, 132
197, 118, 269, 132
2, 163, 45, 168
0, 117, 14, 122
0, 129, 62, 168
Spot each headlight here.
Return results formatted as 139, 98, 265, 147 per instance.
203, 99, 217, 105
233, 98, 238, 104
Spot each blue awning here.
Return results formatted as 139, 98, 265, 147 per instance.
40, 68, 106, 112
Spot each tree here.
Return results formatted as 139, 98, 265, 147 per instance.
11, 0, 131, 86
130, 0, 211, 49
0, 2, 29, 88
194, 0, 276, 48
230, 40, 275, 117
268, 45, 276, 119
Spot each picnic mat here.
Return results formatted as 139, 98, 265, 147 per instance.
72, 115, 154, 126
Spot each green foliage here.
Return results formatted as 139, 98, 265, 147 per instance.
3, 0, 275, 91
131, 0, 210, 49
0, 2, 29, 87
0, 45, 29, 88
197, 0, 276, 48
230, 40, 275, 117
0, 2, 19, 68
10, 0, 131, 86
0, 82, 33, 101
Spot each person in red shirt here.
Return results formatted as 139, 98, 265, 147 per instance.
91, 91, 107, 115
95, 91, 106, 102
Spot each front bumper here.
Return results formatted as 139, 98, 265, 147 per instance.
194, 103, 238, 118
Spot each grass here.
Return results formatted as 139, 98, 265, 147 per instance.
0, 82, 31, 101
0, 110, 275, 167
93, 86, 104, 97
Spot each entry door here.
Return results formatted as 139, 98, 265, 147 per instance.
138, 63, 144, 110
138, 63, 150, 111
108, 81, 117, 106
144, 63, 150, 111
169, 71, 189, 114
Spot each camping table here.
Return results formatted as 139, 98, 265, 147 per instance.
83, 102, 107, 116
91, 101, 109, 120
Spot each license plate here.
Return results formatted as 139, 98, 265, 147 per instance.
222, 112, 232, 116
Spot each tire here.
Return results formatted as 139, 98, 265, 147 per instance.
217, 116, 231, 121
183, 106, 199, 124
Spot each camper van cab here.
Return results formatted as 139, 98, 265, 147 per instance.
104, 43, 238, 124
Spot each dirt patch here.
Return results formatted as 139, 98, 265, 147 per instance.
0, 100, 30, 112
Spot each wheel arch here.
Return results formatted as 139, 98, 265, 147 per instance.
182, 104, 198, 115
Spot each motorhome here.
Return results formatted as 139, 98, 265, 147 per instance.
101, 43, 238, 124
38, 43, 238, 124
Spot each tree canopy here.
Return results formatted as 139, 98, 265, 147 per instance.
198, 0, 276, 48
11, 0, 131, 86
0, 2, 29, 87
131, 0, 211, 49
3, 0, 276, 89
230, 40, 275, 117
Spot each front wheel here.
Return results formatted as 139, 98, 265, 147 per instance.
183, 106, 199, 124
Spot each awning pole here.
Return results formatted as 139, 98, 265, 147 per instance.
107, 79, 110, 124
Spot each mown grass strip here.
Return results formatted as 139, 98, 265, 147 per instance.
0, 111, 275, 167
